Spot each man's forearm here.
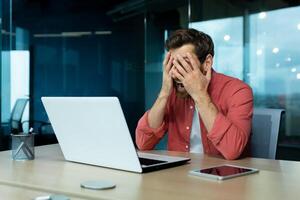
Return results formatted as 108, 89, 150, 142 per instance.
194, 92, 218, 132
148, 91, 169, 129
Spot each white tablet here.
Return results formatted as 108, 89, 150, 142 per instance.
189, 164, 259, 180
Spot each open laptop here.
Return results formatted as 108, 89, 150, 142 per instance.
41, 97, 190, 173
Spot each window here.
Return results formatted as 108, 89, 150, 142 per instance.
190, 17, 244, 80
190, 5, 300, 140
249, 7, 300, 136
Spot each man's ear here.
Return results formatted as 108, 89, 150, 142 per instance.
203, 54, 213, 73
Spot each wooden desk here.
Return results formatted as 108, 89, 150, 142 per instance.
0, 144, 300, 200
0, 184, 85, 200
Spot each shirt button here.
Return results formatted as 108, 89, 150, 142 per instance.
186, 126, 190, 130
185, 145, 189, 149
190, 106, 193, 109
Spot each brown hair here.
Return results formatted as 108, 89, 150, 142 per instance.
165, 28, 214, 63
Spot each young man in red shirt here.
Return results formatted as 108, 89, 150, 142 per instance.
136, 29, 253, 160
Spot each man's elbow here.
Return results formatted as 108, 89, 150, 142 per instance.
135, 133, 153, 151
222, 151, 241, 160
222, 128, 251, 160
136, 141, 153, 151
221, 145, 245, 160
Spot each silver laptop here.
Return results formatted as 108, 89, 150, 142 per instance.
41, 97, 190, 173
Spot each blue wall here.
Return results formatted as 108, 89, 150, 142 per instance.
23, 9, 145, 139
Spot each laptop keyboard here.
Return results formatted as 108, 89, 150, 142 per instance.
139, 157, 167, 166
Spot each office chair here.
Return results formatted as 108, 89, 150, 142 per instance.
37, 119, 54, 135
250, 108, 284, 159
10, 98, 29, 134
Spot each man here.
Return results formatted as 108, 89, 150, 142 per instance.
135, 29, 253, 160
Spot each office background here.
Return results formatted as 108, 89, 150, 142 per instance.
0, 0, 300, 160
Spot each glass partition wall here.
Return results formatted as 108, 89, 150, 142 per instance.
190, 2, 300, 135
0, 0, 146, 149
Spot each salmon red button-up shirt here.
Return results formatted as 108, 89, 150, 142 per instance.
135, 70, 253, 160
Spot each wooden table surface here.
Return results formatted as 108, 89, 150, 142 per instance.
0, 144, 300, 200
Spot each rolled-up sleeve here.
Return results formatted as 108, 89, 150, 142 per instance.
207, 85, 253, 160
135, 111, 168, 150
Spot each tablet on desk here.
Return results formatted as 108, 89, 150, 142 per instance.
189, 164, 259, 180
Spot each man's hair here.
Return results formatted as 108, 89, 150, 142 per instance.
165, 28, 214, 63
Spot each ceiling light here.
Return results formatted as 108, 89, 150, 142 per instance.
275, 63, 280, 68
286, 57, 292, 62
258, 12, 267, 19
297, 23, 300, 30
224, 34, 230, 41
34, 34, 62, 38
95, 31, 112, 35
297, 73, 300, 79
34, 31, 93, 38
272, 48, 279, 54
291, 68, 297, 73
61, 32, 92, 37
